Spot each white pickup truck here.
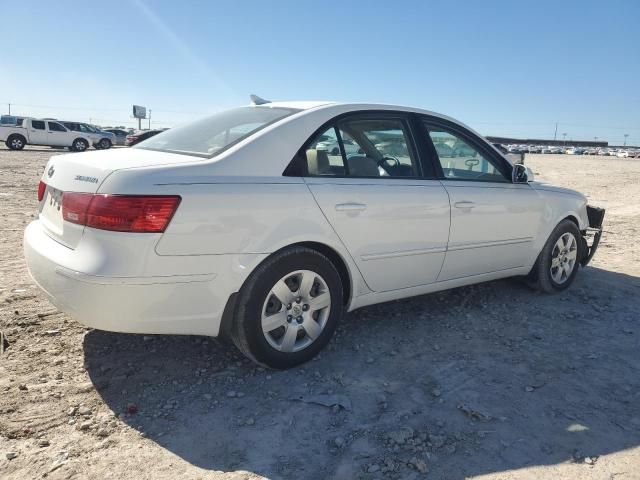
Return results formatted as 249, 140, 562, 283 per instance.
0, 118, 95, 151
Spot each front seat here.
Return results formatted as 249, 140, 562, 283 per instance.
347, 155, 379, 177
306, 149, 331, 175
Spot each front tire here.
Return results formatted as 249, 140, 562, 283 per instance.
98, 138, 112, 150
528, 219, 582, 293
72, 138, 89, 152
230, 247, 343, 369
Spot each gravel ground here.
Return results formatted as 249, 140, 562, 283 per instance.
1, 147, 639, 480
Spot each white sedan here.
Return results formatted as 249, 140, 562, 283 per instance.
24, 98, 604, 369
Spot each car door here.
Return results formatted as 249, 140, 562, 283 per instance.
421, 118, 544, 281
28, 120, 48, 145
47, 121, 72, 146
302, 113, 451, 292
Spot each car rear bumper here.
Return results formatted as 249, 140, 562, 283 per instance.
581, 205, 605, 266
23, 220, 249, 337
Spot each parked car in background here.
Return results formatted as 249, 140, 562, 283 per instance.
316, 136, 362, 156
1, 118, 94, 151
104, 129, 129, 146
125, 129, 164, 146
61, 122, 115, 149
24, 99, 604, 368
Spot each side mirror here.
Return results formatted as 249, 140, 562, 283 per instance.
512, 163, 529, 183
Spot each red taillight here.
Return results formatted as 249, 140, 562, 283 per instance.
62, 194, 181, 233
62, 192, 93, 225
37, 181, 46, 202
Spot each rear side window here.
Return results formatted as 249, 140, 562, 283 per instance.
302, 116, 419, 178
304, 127, 347, 176
48, 122, 67, 132
32, 120, 45, 130
135, 106, 299, 157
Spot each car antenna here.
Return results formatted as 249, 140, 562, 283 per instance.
250, 94, 271, 105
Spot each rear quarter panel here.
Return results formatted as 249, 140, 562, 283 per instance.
99, 169, 372, 301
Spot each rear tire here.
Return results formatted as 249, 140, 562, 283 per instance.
230, 247, 343, 369
6, 134, 26, 150
528, 219, 582, 293
98, 138, 112, 150
72, 138, 89, 152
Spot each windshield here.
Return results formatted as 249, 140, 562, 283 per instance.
134, 106, 299, 157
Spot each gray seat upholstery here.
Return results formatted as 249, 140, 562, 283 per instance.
306, 149, 330, 175
347, 155, 379, 177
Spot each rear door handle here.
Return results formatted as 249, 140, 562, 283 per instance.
335, 203, 367, 212
454, 201, 476, 209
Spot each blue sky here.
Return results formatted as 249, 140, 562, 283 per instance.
1, 0, 638, 144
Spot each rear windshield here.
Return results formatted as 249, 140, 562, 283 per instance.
134, 106, 299, 157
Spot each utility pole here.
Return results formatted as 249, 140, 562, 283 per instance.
148, 109, 151, 130
554, 122, 558, 141
7, 103, 10, 115
624, 134, 629, 147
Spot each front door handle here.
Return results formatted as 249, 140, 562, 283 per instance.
335, 203, 367, 212
454, 201, 476, 209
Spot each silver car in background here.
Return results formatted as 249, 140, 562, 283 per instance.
61, 121, 115, 149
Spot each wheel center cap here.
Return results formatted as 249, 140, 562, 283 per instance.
291, 305, 302, 316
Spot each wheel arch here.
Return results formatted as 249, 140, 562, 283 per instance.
563, 214, 580, 228
8, 132, 27, 141
72, 136, 90, 147
291, 241, 352, 307
218, 240, 354, 341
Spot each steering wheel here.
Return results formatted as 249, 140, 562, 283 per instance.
378, 156, 400, 172
465, 158, 480, 170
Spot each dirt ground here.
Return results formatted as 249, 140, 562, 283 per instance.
1, 147, 639, 480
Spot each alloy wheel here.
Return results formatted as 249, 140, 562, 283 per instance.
550, 232, 577, 284
261, 269, 331, 353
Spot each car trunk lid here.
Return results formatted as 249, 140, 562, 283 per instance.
38, 148, 202, 249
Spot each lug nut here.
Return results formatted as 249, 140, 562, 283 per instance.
287, 315, 292, 323
296, 297, 302, 303
296, 316, 303, 323
302, 304, 309, 311
286, 303, 292, 310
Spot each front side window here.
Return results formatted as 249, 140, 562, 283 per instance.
48, 122, 67, 132
427, 127, 509, 182
135, 106, 299, 157
302, 116, 419, 178
32, 120, 45, 130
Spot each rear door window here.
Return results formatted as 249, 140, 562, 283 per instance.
32, 120, 45, 130
48, 122, 67, 132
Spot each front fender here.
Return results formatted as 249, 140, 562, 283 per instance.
529, 186, 589, 265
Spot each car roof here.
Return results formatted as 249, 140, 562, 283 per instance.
262, 101, 470, 129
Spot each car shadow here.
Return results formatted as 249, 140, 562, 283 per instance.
84, 266, 640, 479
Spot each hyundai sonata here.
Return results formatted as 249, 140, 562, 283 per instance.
24, 98, 604, 368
